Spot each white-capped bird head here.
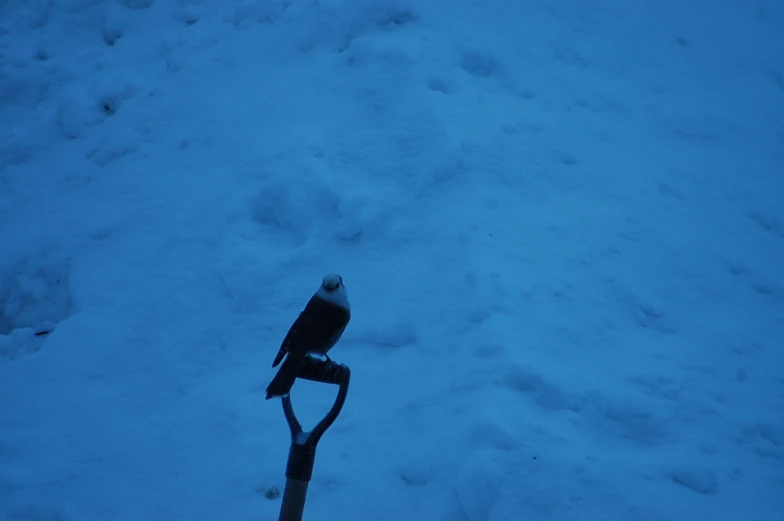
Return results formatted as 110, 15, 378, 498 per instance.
322, 274, 343, 290
317, 273, 349, 311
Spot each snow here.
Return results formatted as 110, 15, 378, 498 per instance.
1, 0, 782, 519
294, 430, 309, 447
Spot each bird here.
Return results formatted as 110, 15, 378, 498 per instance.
265, 274, 351, 399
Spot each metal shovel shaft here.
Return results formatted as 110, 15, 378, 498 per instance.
279, 479, 309, 521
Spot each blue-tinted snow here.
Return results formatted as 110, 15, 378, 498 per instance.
1, 1, 782, 520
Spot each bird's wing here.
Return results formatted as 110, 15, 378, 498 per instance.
271, 311, 304, 367
271, 343, 287, 367
271, 297, 348, 367
271, 305, 317, 367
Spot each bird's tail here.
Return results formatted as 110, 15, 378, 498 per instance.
265, 354, 305, 399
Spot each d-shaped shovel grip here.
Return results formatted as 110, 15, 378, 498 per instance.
281, 357, 351, 482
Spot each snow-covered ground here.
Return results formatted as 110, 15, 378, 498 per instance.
1, 1, 783, 520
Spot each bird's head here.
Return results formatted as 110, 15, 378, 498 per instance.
318, 273, 349, 311
322, 273, 343, 292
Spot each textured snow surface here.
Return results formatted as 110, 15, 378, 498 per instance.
1, 1, 783, 520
